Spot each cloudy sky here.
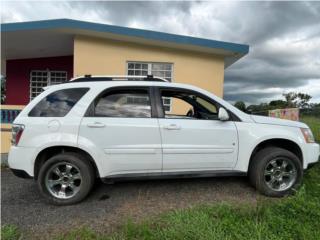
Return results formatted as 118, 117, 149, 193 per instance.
2, 1, 320, 105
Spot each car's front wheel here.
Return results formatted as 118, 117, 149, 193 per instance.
249, 147, 303, 197
38, 152, 95, 205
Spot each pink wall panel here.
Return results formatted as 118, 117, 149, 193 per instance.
5, 56, 73, 105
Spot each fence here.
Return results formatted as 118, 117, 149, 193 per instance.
1, 109, 22, 124
1, 105, 25, 154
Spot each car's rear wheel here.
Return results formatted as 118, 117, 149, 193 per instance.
249, 147, 303, 197
38, 152, 95, 205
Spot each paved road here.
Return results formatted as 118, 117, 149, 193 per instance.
1, 169, 258, 239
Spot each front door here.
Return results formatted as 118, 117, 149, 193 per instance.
157, 87, 238, 172
79, 87, 162, 177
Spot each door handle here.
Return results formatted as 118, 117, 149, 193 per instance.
163, 124, 181, 130
87, 122, 106, 128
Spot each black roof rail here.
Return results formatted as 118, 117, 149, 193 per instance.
70, 75, 169, 83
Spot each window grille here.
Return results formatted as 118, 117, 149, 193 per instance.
127, 62, 173, 111
30, 70, 67, 100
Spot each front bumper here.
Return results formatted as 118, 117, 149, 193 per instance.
304, 143, 320, 169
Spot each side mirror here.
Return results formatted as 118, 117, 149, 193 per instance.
218, 107, 230, 121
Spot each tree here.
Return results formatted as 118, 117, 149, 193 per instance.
297, 93, 312, 108
269, 100, 288, 109
247, 103, 270, 115
283, 92, 298, 107
282, 92, 312, 108
236, 92, 316, 116
234, 101, 246, 112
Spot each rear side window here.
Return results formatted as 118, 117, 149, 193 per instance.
94, 89, 151, 118
28, 88, 89, 117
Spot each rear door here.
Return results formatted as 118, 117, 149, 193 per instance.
78, 86, 162, 177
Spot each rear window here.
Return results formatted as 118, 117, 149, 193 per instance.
28, 88, 89, 117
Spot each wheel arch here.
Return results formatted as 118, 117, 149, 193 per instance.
248, 138, 303, 171
34, 146, 100, 180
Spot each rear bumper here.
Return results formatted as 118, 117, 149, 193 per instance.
8, 146, 36, 177
10, 168, 32, 179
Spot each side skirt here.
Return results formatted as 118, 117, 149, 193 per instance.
101, 170, 247, 184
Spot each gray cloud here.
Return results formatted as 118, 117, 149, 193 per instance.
1, 1, 320, 104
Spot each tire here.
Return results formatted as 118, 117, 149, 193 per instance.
37, 152, 95, 205
249, 147, 303, 197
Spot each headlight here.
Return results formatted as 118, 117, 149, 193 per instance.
300, 128, 315, 143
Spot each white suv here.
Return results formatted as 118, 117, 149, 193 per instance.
9, 75, 319, 205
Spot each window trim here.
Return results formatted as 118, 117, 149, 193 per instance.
85, 86, 157, 119
154, 86, 241, 122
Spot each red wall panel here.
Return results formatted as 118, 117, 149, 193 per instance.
5, 56, 73, 105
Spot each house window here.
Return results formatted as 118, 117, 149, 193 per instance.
127, 62, 173, 111
30, 70, 67, 100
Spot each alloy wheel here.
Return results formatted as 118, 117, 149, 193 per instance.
45, 162, 82, 199
264, 157, 297, 192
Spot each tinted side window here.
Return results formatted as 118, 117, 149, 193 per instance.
29, 88, 89, 117
94, 89, 151, 118
160, 89, 219, 120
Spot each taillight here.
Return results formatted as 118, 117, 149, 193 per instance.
11, 124, 25, 146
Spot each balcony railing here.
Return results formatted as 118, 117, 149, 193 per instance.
1, 109, 22, 124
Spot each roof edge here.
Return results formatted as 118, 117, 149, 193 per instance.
1, 19, 249, 56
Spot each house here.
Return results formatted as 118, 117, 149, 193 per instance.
0, 19, 249, 154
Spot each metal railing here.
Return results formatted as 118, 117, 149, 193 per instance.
1, 109, 21, 124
